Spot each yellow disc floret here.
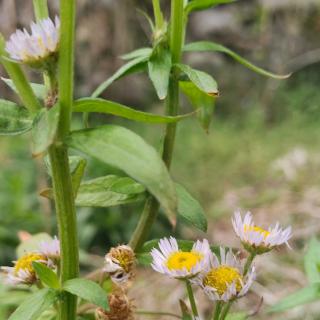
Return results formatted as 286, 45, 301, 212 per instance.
244, 225, 270, 238
109, 245, 135, 273
203, 266, 243, 296
166, 251, 203, 271
14, 253, 46, 275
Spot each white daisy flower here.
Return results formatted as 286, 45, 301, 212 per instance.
104, 245, 136, 285
39, 236, 60, 262
1, 252, 48, 286
151, 237, 211, 279
193, 247, 255, 302
232, 211, 292, 254
5, 16, 60, 66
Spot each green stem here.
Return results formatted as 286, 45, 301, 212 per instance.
152, 0, 164, 29
0, 56, 41, 113
244, 252, 256, 276
185, 280, 199, 318
49, 145, 79, 320
48, 1, 79, 320
129, 0, 185, 252
219, 302, 231, 320
213, 301, 223, 320
33, 0, 49, 20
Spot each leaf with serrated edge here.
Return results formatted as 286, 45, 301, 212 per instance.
8, 288, 58, 320
184, 41, 290, 79
67, 126, 177, 223
63, 278, 109, 310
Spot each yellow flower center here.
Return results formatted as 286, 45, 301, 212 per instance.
244, 225, 270, 238
114, 252, 133, 273
166, 251, 203, 271
14, 253, 46, 275
203, 266, 243, 296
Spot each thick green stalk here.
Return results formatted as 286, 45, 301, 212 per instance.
186, 280, 199, 318
152, 0, 164, 29
48, 1, 79, 319
129, 0, 185, 251
33, 0, 49, 20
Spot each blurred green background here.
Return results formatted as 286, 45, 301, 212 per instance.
1, 0, 320, 319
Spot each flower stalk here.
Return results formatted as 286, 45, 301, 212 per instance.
129, 0, 185, 252
186, 280, 199, 318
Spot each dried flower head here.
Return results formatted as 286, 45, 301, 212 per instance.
232, 211, 292, 254
1, 252, 47, 285
151, 237, 211, 280
104, 245, 136, 284
193, 247, 255, 302
95, 292, 135, 320
5, 17, 60, 67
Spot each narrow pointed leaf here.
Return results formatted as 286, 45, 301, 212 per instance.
0, 99, 32, 135
175, 63, 219, 96
92, 55, 150, 98
121, 48, 153, 60
70, 156, 87, 196
180, 80, 215, 132
304, 238, 320, 284
32, 103, 60, 157
148, 49, 172, 100
269, 284, 320, 313
63, 278, 109, 310
32, 262, 60, 290
185, 0, 235, 13
67, 126, 177, 222
73, 98, 192, 123
184, 41, 291, 79
8, 288, 58, 320
75, 175, 146, 207
177, 183, 207, 231
2, 77, 47, 100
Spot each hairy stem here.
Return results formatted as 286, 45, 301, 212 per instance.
129, 0, 185, 252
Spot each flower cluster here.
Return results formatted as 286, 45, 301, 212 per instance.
150, 210, 292, 303
1, 236, 60, 286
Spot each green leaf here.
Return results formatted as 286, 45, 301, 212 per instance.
185, 0, 235, 13
73, 98, 191, 124
177, 183, 207, 231
32, 103, 60, 157
75, 175, 146, 207
92, 55, 150, 98
184, 41, 291, 79
2, 77, 46, 100
63, 278, 109, 310
69, 156, 87, 196
148, 48, 172, 100
32, 262, 60, 290
269, 284, 320, 313
180, 80, 215, 132
16, 233, 52, 258
121, 48, 153, 60
67, 126, 177, 223
8, 288, 58, 320
304, 238, 320, 284
176, 63, 219, 96
0, 99, 32, 135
